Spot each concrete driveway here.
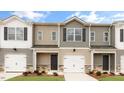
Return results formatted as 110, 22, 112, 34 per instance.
64, 73, 97, 81
0, 72, 21, 81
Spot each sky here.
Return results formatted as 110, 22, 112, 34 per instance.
0, 11, 124, 23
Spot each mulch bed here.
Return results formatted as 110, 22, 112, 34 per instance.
88, 73, 115, 80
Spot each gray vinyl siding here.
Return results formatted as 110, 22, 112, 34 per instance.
60, 20, 89, 47
90, 26, 110, 46
0, 48, 33, 66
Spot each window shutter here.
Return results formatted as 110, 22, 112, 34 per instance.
24, 27, 27, 41
63, 28, 66, 41
120, 29, 124, 42
4, 27, 8, 40
82, 28, 86, 42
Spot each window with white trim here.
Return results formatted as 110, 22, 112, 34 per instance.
51, 32, 57, 40
103, 32, 109, 42
66, 28, 82, 42
90, 31, 95, 42
16, 27, 24, 40
7, 27, 24, 40
8, 27, 15, 40
37, 32, 43, 40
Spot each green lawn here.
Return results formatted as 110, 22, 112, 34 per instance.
99, 76, 124, 81
6, 75, 65, 81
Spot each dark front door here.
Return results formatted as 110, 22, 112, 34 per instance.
103, 55, 109, 70
51, 54, 58, 70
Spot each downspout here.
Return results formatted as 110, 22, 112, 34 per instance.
57, 23, 60, 47
108, 23, 113, 46
89, 24, 91, 47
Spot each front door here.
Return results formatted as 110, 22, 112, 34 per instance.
51, 54, 58, 70
103, 55, 109, 71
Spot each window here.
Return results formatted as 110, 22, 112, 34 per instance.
16, 28, 24, 40
103, 32, 109, 42
52, 32, 57, 40
120, 29, 124, 42
8, 27, 15, 40
75, 29, 82, 41
5, 27, 26, 41
90, 31, 95, 42
37, 32, 43, 40
66, 28, 82, 42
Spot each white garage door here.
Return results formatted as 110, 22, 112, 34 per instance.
64, 55, 85, 72
5, 54, 26, 72
121, 55, 124, 73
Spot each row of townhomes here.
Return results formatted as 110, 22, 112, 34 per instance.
0, 15, 124, 74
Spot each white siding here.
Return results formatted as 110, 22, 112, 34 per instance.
115, 23, 124, 49
0, 19, 32, 48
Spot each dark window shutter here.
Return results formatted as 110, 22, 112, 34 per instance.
63, 28, 66, 41
24, 27, 27, 41
82, 28, 86, 42
4, 27, 8, 40
120, 29, 124, 42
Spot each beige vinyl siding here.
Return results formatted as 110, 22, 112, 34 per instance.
60, 20, 89, 47
34, 25, 58, 45
90, 26, 110, 46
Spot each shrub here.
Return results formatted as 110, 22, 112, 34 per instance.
33, 70, 39, 74
41, 71, 46, 74
110, 72, 115, 76
23, 72, 28, 76
27, 71, 32, 74
37, 72, 42, 76
120, 73, 124, 76
89, 71, 93, 74
103, 72, 108, 74
96, 71, 101, 76
53, 72, 58, 76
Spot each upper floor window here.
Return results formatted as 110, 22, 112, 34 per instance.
90, 31, 95, 42
51, 32, 57, 41
103, 32, 109, 42
4, 27, 27, 41
66, 28, 82, 42
37, 32, 43, 40
120, 29, 124, 42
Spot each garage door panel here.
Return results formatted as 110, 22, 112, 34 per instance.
5, 54, 26, 72
64, 55, 85, 73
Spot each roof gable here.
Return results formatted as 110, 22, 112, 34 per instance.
63, 16, 88, 25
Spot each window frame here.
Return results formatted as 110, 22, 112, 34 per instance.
66, 28, 82, 42
90, 31, 95, 42
103, 31, 109, 42
51, 32, 57, 41
7, 27, 25, 41
37, 31, 43, 41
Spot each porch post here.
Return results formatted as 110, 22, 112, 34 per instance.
114, 52, 117, 73
33, 49, 37, 70
91, 51, 94, 71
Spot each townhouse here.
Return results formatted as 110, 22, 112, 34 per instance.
0, 15, 124, 74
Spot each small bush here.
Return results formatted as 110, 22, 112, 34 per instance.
23, 72, 28, 76
27, 71, 32, 74
103, 72, 108, 74
34, 70, 39, 74
110, 72, 115, 76
96, 71, 101, 76
41, 71, 46, 74
120, 73, 124, 76
53, 72, 58, 76
89, 71, 93, 74
37, 72, 42, 76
